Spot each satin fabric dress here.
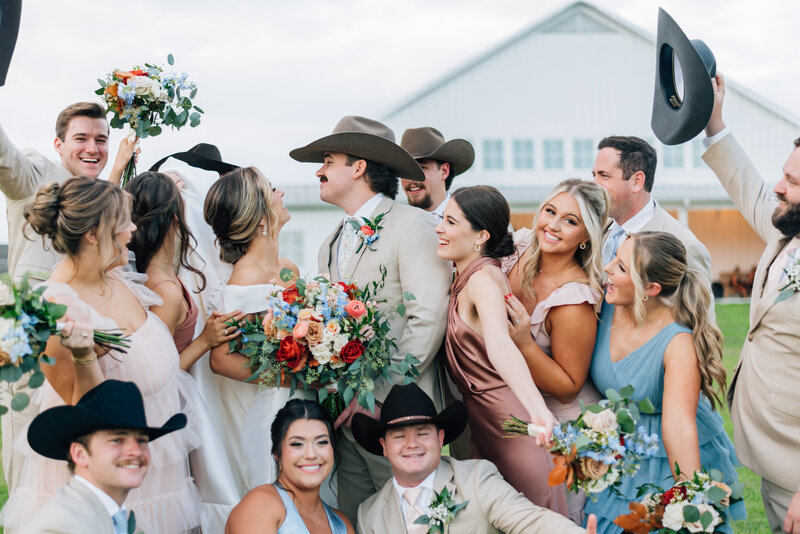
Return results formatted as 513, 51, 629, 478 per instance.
275, 485, 347, 534
443, 255, 566, 515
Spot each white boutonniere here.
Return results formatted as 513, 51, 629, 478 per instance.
349, 213, 385, 253
776, 254, 800, 303
413, 487, 468, 533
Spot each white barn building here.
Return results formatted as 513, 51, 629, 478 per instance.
278, 1, 800, 290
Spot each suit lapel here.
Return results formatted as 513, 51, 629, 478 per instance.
379, 481, 406, 532
433, 458, 456, 497
750, 237, 791, 330
318, 223, 343, 281
344, 197, 395, 281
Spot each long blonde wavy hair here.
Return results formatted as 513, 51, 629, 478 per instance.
521, 179, 609, 302
628, 231, 727, 409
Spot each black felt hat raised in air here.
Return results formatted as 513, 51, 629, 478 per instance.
0, 1, 21, 87
651, 8, 717, 146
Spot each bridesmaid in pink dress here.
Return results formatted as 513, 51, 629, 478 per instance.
4, 178, 201, 533
502, 179, 609, 524
436, 185, 556, 508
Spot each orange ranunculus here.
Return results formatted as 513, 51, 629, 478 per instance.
360, 225, 375, 236
282, 285, 300, 305
114, 70, 134, 82
130, 69, 146, 76
344, 300, 366, 318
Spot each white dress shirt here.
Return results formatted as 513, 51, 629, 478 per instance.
603, 199, 657, 264
393, 470, 437, 518
432, 193, 451, 220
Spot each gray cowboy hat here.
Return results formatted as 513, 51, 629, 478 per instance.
400, 127, 475, 178
289, 116, 424, 181
651, 8, 716, 146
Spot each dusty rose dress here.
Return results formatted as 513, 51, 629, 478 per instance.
444, 255, 566, 514
501, 228, 603, 523
167, 278, 199, 353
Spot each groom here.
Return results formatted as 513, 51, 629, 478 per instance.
291, 116, 452, 523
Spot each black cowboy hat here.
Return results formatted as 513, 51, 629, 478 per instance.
149, 143, 238, 174
0, 0, 21, 87
290, 116, 425, 181
352, 383, 468, 456
27, 380, 187, 461
651, 8, 716, 146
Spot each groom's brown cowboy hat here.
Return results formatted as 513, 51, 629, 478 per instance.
149, 143, 238, 174
651, 8, 716, 146
290, 116, 425, 181
400, 127, 475, 178
352, 383, 468, 456
27, 380, 186, 461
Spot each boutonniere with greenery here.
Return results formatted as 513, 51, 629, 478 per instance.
413, 487, 468, 533
776, 254, 800, 303
349, 213, 385, 253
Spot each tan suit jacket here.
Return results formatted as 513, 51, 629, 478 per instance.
21, 478, 115, 534
641, 201, 712, 280
703, 133, 800, 493
0, 123, 70, 280
357, 457, 586, 534
318, 197, 452, 408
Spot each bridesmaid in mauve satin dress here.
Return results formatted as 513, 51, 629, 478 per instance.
434, 185, 557, 510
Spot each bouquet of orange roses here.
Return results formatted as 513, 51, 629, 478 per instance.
231, 268, 419, 419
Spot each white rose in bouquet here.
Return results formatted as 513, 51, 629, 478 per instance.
311, 343, 333, 365
0, 283, 14, 305
685, 503, 721, 533
130, 76, 153, 95
584, 408, 617, 433
662, 502, 687, 531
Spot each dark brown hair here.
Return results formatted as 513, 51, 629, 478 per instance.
55, 102, 107, 140
450, 185, 514, 258
597, 136, 657, 192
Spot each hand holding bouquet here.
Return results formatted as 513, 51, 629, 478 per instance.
0, 274, 130, 413
96, 54, 202, 186
614, 467, 744, 533
503, 385, 660, 497
231, 268, 419, 420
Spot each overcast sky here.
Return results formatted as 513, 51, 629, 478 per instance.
1, 0, 799, 242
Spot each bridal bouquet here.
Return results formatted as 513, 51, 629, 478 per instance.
0, 273, 130, 413
95, 53, 203, 186
503, 385, 660, 497
614, 467, 744, 533
232, 267, 419, 419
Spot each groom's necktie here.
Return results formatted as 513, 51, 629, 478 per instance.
602, 223, 627, 266
402, 487, 428, 534
111, 509, 128, 534
338, 217, 358, 277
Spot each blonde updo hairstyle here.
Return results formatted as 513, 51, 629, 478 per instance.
203, 166, 278, 264
24, 177, 131, 274
521, 179, 608, 302
627, 231, 727, 409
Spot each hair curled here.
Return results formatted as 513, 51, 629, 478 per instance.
203, 166, 277, 264
628, 231, 727, 409
450, 185, 514, 258
24, 177, 130, 272
521, 179, 608, 302
125, 172, 206, 290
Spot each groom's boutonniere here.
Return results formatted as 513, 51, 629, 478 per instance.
776, 254, 800, 303
414, 487, 468, 533
350, 213, 385, 253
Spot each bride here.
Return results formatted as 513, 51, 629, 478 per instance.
203, 166, 319, 492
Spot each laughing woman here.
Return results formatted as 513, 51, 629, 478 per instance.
584, 232, 745, 533
500, 179, 608, 523
436, 185, 556, 507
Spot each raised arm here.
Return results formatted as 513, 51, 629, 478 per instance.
661, 332, 702, 480
506, 296, 596, 403
467, 269, 554, 443
0, 122, 55, 200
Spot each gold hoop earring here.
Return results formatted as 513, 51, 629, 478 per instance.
474, 243, 481, 252
579, 242, 587, 250
643, 294, 648, 301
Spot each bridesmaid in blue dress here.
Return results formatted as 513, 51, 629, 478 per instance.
226, 399, 353, 534
584, 232, 745, 533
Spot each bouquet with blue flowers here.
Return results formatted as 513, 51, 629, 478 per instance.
503, 385, 659, 497
0, 273, 129, 413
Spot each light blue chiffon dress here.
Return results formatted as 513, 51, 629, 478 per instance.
276, 485, 348, 534
584, 302, 746, 534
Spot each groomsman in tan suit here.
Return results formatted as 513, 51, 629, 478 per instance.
0, 102, 135, 493
290, 116, 452, 524
22, 380, 186, 534
592, 136, 712, 281
352, 383, 597, 534
399, 127, 474, 219
702, 73, 800, 534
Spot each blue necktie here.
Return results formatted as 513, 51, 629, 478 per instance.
602, 224, 627, 266
112, 509, 128, 534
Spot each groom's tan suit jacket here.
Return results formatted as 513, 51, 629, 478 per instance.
703, 133, 800, 493
356, 457, 586, 534
318, 196, 452, 409
21, 478, 116, 534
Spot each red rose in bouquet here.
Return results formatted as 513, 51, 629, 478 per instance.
341, 340, 365, 363
659, 485, 687, 506
276, 336, 307, 371
282, 285, 300, 305
336, 282, 359, 298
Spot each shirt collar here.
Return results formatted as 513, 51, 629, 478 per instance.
616, 198, 656, 234
343, 193, 385, 229
393, 469, 437, 506
432, 193, 451, 220
73, 475, 125, 518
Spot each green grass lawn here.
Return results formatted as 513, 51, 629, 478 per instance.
0, 304, 773, 532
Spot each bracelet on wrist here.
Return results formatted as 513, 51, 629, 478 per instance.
72, 354, 98, 366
